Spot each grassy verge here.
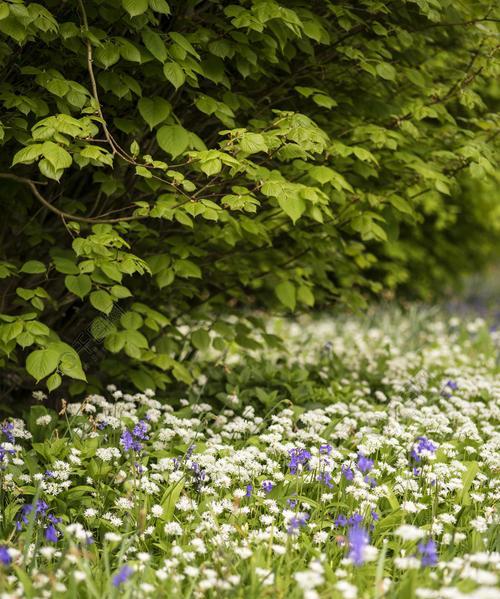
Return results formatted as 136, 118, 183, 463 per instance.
0, 308, 499, 598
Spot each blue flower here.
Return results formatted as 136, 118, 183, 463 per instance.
319, 444, 332, 455
357, 453, 374, 473
317, 471, 333, 488
0, 546, 11, 566
120, 430, 142, 453
348, 513, 363, 526
341, 465, 354, 481
289, 448, 311, 475
132, 420, 149, 441
45, 524, 58, 543
411, 436, 437, 463
1, 422, 14, 443
348, 524, 369, 566
287, 513, 309, 535
245, 484, 253, 498
335, 515, 347, 527
262, 480, 273, 494
418, 539, 438, 567
112, 564, 133, 587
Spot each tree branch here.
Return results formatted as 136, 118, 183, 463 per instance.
0, 173, 145, 224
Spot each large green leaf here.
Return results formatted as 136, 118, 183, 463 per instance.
26, 348, 60, 382
138, 97, 172, 129
157, 125, 189, 158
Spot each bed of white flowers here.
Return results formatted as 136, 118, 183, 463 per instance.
0, 309, 499, 599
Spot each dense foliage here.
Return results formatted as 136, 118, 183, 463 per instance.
0, 310, 499, 597
0, 0, 499, 396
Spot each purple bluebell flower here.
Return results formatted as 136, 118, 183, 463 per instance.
348, 524, 369, 566
112, 564, 133, 587
289, 448, 312, 475
357, 453, 374, 473
348, 513, 363, 526
317, 472, 333, 488
47, 514, 61, 524
341, 465, 354, 481
287, 498, 298, 509
411, 436, 437, 463
371, 510, 379, 521
0, 444, 15, 465
45, 524, 58, 542
0, 546, 11, 566
335, 515, 347, 527
17, 503, 38, 530
190, 462, 206, 491
319, 444, 332, 455
132, 420, 149, 441
245, 484, 253, 498
185, 444, 196, 460
364, 475, 377, 487
1, 422, 14, 443
120, 430, 142, 453
418, 539, 438, 567
36, 500, 49, 516
287, 513, 309, 535
446, 380, 458, 391
262, 480, 273, 494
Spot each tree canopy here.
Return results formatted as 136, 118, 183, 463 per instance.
0, 0, 498, 400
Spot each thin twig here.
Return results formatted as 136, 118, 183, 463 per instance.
0, 173, 145, 224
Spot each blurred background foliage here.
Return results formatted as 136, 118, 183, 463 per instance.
0, 0, 498, 407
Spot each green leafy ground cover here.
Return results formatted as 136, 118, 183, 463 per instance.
0, 307, 499, 598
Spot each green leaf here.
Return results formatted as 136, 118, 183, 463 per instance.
26, 348, 60, 382
95, 43, 120, 68
20, 260, 46, 274
59, 352, 87, 381
105, 332, 125, 353
169, 32, 199, 59
161, 480, 184, 522
121, 311, 143, 330
239, 133, 268, 155
142, 28, 167, 62
46, 372, 62, 392
122, 0, 148, 17
149, 0, 170, 14
191, 329, 210, 351
163, 62, 185, 89
174, 259, 201, 278
12, 144, 44, 166
138, 97, 172, 129
0, 3, 10, 20
458, 461, 479, 506
53, 257, 79, 275
90, 290, 113, 314
65, 274, 91, 299
388, 195, 413, 215
376, 62, 396, 81
200, 158, 222, 176
157, 125, 189, 158
41, 141, 72, 170
278, 195, 306, 224
275, 280, 296, 311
